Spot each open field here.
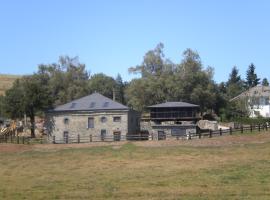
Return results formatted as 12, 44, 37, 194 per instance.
1, 133, 270, 199
0, 74, 21, 95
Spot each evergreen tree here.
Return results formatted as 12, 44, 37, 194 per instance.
262, 78, 269, 86
245, 63, 260, 88
226, 66, 244, 99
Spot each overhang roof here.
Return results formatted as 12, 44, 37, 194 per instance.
148, 102, 199, 108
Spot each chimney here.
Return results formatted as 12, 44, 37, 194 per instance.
113, 88, 116, 101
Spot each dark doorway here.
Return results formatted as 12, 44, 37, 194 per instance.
101, 129, 106, 141
158, 131, 166, 140
113, 131, 121, 141
63, 131, 69, 143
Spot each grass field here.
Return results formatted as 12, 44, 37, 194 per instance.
0, 74, 21, 95
1, 133, 270, 199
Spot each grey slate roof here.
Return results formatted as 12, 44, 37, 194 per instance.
148, 102, 199, 108
230, 85, 270, 102
52, 92, 129, 112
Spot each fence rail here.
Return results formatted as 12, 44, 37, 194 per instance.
0, 123, 269, 145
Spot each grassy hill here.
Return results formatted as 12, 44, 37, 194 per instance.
0, 74, 21, 96
1, 132, 270, 199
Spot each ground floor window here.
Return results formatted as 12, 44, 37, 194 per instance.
171, 128, 186, 137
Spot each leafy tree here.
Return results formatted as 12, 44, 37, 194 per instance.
127, 44, 220, 114
245, 63, 260, 88
0, 95, 7, 119
262, 78, 269, 86
5, 75, 53, 137
128, 43, 174, 77
88, 73, 117, 99
38, 56, 90, 105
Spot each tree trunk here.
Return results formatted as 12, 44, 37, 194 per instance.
30, 115, 35, 138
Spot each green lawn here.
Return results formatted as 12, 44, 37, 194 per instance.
1, 137, 270, 199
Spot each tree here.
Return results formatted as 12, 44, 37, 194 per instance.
114, 74, 125, 104
262, 78, 269, 86
88, 73, 117, 99
38, 56, 90, 105
5, 74, 53, 137
245, 63, 260, 88
226, 66, 244, 99
128, 43, 174, 77
126, 44, 220, 114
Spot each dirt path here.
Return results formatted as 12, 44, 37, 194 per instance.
1, 132, 270, 153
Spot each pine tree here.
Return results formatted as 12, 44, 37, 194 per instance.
262, 78, 269, 86
245, 63, 260, 88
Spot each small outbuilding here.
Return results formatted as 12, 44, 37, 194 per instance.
141, 101, 200, 140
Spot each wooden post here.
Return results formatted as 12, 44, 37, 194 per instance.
53, 136, 56, 144
22, 137, 25, 144
241, 125, 243, 133
250, 124, 253, 132
151, 132, 154, 141
266, 123, 268, 131
209, 130, 212, 138
90, 134, 92, 142
17, 136, 19, 144
77, 134, 80, 143
176, 136, 179, 140
219, 128, 222, 136
188, 132, 191, 140
258, 124, 261, 132
230, 127, 232, 135
10, 134, 13, 143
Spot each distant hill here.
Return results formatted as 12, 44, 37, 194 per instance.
0, 74, 22, 96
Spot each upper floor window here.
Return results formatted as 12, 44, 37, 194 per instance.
100, 116, 107, 123
88, 117, 94, 128
113, 116, 121, 122
63, 118, 69, 125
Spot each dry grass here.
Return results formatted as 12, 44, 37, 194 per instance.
0, 74, 21, 95
1, 133, 270, 199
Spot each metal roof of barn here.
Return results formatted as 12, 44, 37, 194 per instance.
52, 92, 128, 112
148, 102, 199, 108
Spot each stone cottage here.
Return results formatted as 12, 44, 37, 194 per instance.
45, 92, 140, 143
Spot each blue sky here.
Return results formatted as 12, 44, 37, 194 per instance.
0, 0, 269, 83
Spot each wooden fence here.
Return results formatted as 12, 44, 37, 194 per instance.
0, 123, 269, 144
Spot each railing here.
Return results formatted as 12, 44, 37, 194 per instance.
1, 123, 269, 144
150, 111, 198, 119
0, 135, 47, 144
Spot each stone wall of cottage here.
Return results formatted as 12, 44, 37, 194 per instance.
46, 110, 139, 143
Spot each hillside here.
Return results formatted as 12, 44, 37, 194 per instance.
0, 74, 21, 96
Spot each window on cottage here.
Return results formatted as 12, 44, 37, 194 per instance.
266, 97, 270, 105
64, 118, 69, 125
113, 116, 121, 122
88, 117, 94, 128
89, 102, 96, 108
70, 103, 76, 109
100, 116, 107, 123
103, 102, 109, 108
